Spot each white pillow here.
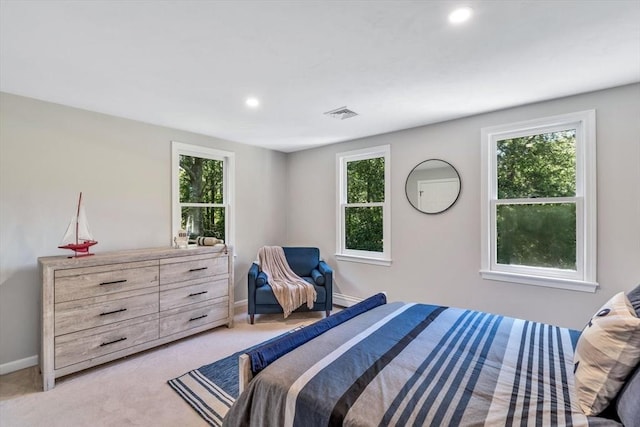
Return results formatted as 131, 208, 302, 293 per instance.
574, 292, 640, 416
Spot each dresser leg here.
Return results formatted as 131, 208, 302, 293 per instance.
42, 371, 55, 391
250, 314, 254, 324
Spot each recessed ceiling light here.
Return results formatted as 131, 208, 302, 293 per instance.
448, 7, 473, 24
245, 97, 260, 108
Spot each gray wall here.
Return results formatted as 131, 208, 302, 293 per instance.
1, 84, 639, 369
286, 84, 640, 330
0, 93, 288, 367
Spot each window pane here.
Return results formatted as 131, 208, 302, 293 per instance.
345, 206, 383, 252
497, 203, 576, 269
347, 157, 385, 203
179, 155, 224, 203
497, 130, 576, 199
181, 206, 225, 241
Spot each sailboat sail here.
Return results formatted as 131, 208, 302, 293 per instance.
60, 216, 77, 246
77, 204, 94, 241
60, 200, 95, 245
58, 192, 97, 256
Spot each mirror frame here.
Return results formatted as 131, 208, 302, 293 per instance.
405, 159, 462, 215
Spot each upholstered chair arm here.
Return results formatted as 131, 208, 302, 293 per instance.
318, 260, 333, 276
318, 261, 333, 308
248, 263, 260, 315
248, 262, 259, 282
249, 263, 268, 288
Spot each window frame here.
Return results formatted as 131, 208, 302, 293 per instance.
336, 145, 391, 266
480, 110, 597, 292
171, 141, 235, 249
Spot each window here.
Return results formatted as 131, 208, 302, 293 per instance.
481, 110, 597, 292
171, 142, 235, 247
336, 145, 391, 265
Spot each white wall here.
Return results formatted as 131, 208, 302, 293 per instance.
286, 84, 640, 330
0, 93, 288, 368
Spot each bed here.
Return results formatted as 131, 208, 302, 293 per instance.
224, 292, 640, 427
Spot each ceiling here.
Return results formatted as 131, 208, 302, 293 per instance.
1, 1, 639, 153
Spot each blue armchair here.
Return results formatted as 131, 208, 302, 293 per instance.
248, 247, 333, 324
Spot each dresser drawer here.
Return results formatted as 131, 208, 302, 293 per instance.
54, 314, 159, 369
54, 260, 159, 303
160, 277, 229, 311
159, 298, 228, 338
160, 254, 228, 285
55, 289, 159, 336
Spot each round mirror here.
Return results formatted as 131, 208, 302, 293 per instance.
405, 159, 461, 214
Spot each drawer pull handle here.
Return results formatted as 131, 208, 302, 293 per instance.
100, 279, 127, 286
189, 267, 208, 272
189, 314, 208, 322
100, 337, 127, 347
100, 308, 127, 316
188, 291, 208, 297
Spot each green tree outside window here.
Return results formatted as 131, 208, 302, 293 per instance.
496, 130, 577, 269
179, 155, 225, 241
345, 157, 385, 252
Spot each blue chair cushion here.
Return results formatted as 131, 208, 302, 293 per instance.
282, 247, 319, 277
256, 271, 268, 287
310, 269, 325, 285
255, 279, 326, 305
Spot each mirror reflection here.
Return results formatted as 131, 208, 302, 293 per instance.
405, 159, 461, 214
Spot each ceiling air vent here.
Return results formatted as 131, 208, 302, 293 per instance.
324, 106, 358, 120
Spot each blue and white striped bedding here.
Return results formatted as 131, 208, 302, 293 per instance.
224, 302, 617, 426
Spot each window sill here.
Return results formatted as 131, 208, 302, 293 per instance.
335, 254, 392, 267
480, 270, 598, 293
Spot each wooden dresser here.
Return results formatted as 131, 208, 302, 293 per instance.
38, 245, 233, 391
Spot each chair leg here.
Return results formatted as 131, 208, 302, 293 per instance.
326, 310, 331, 317
250, 314, 254, 324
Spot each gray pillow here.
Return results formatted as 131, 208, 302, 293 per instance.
615, 285, 640, 426
627, 284, 640, 316
616, 363, 640, 427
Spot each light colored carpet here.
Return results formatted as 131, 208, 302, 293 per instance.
0, 310, 328, 427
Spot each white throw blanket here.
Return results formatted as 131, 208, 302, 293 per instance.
257, 246, 317, 318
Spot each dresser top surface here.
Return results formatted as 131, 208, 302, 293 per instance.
38, 245, 230, 269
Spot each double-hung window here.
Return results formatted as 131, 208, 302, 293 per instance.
481, 110, 597, 292
171, 141, 235, 247
336, 145, 391, 266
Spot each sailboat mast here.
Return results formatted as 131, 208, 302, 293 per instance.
75, 192, 82, 245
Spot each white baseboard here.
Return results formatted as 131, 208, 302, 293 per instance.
333, 293, 364, 307
234, 298, 248, 314
0, 355, 38, 375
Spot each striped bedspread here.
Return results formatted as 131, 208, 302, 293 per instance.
224, 302, 610, 426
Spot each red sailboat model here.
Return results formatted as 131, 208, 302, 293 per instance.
58, 192, 98, 257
